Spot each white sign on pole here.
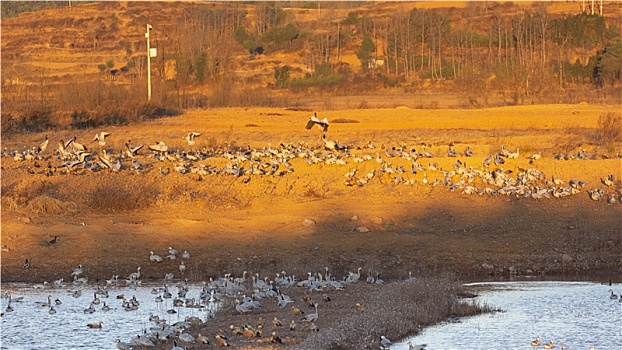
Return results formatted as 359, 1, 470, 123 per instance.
150, 48, 157, 58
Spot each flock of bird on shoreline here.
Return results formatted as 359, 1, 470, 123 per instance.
2, 114, 620, 205
4, 248, 437, 350
5, 251, 620, 349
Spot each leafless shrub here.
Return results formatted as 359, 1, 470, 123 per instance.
207, 125, 235, 150
209, 80, 277, 108
322, 95, 334, 110
301, 182, 328, 199
358, 100, 370, 109
197, 178, 253, 210
597, 111, 621, 148
88, 177, 159, 212
1, 108, 56, 135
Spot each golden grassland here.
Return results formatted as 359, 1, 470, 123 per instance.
2, 104, 620, 276
1, 104, 620, 348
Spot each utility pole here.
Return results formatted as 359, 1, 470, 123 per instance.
146, 24, 153, 102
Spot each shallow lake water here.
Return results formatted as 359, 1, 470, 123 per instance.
0, 281, 219, 350
394, 281, 622, 350
1, 280, 621, 350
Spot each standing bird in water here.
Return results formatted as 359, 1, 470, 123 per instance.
305, 113, 329, 139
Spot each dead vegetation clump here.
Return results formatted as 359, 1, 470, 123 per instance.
25, 195, 78, 215
300, 276, 492, 350
331, 118, 360, 124
1, 196, 21, 212
88, 177, 159, 212
202, 179, 253, 210
597, 111, 621, 149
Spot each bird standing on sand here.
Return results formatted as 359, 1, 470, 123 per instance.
23, 259, 30, 269
214, 334, 230, 347
269, 331, 282, 343
37, 136, 49, 154
149, 251, 163, 263
301, 303, 318, 322
380, 335, 392, 349
355, 303, 364, 313
149, 141, 168, 155
196, 334, 209, 344
124, 140, 144, 158
291, 306, 304, 316
179, 261, 186, 275
72, 264, 83, 277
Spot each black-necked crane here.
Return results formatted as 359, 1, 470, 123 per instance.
149, 141, 168, 155
305, 113, 329, 139
37, 135, 49, 154
125, 140, 144, 158
93, 132, 110, 147
185, 132, 201, 146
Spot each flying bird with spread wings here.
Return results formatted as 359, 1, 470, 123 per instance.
305, 113, 329, 133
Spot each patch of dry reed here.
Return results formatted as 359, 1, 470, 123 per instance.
1, 196, 20, 212
300, 276, 492, 350
25, 195, 78, 215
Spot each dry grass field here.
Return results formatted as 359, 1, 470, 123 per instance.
2, 104, 621, 282
1, 104, 621, 348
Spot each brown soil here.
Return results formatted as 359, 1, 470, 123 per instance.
1, 105, 621, 348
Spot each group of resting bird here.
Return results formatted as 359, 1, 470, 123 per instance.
4, 112, 619, 204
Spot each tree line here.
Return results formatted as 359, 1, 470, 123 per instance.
161, 2, 621, 107
1, 1, 621, 135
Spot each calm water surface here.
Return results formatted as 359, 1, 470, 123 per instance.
1, 282, 219, 350
1, 281, 621, 350
395, 281, 622, 350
